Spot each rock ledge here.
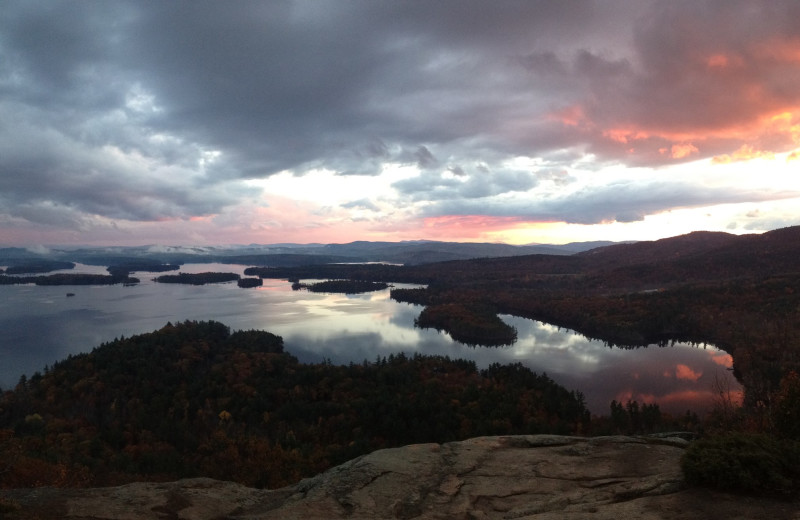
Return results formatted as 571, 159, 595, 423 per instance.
3, 435, 798, 519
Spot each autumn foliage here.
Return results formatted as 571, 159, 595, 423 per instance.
0, 321, 589, 489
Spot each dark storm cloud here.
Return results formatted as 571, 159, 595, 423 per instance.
0, 1, 255, 227
1, 0, 798, 231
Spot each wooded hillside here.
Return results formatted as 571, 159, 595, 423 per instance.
0, 321, 589, 488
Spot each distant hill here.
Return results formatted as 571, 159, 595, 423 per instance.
572, 227, 800, 290
553, 240, 623, 253
320, 240, 581, 265
389, 226, 800, 290
576, 231, 739, 267
1, 239, 620, 267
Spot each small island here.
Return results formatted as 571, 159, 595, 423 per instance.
107, 262, 180, 277
3, 260, 75, 274
154, 272, 241, 285
237, 277, 263, 288
412, 302, 518, 347
0, 273, 139, 286
291, 279, 390, 294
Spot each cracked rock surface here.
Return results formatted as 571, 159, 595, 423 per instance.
3, 435, 799, 519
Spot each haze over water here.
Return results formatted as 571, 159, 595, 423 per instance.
0, 264, 740, 415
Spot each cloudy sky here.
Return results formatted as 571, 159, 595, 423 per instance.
2, 1, 800, 247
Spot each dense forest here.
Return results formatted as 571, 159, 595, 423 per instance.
0, 321, 593, 488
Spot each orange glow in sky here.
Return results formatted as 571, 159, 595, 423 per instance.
422, 215, 528, 234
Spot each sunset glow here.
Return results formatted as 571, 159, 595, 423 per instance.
1, 1, 800, 247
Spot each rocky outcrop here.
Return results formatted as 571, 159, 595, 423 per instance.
3, 435, 799, 519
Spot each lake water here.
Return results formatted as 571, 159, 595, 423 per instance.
0, 263, 741, 415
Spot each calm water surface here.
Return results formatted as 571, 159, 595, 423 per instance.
0, 263, 741, 414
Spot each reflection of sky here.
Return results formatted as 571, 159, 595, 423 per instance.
0, 265, 741, 415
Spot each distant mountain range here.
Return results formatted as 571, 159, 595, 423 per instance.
2, 225, 799, 273
0, 239, 621, 267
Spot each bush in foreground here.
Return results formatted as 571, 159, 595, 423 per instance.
681, 433, 800, 496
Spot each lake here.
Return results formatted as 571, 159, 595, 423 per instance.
0, 263, 741, 415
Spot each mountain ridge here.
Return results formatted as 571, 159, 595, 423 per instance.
4, 226, 797, 269
0, 239, 617, 267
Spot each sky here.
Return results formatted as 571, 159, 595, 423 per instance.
1, 0, 800, 247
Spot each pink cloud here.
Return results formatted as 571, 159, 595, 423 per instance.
708, 351, 734, 368
675, 364, 702, 382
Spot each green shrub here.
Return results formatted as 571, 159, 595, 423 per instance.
681, 433, 800, 496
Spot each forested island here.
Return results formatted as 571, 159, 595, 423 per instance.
106, 262, 180, 278
291, 279, 390, 294
1, 260, 75, 274
154, 272, 241, 285
0, 273, 139, 286
237, 277, 263, 288
410, 302, 518, 347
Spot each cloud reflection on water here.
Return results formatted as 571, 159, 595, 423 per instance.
0, 267, 742, 415
277, 293, 741, 415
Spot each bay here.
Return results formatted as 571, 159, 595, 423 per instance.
0, 263, 741, 415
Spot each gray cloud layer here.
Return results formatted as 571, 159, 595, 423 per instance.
427, 182, 798, 225
1, 0, 799, 236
